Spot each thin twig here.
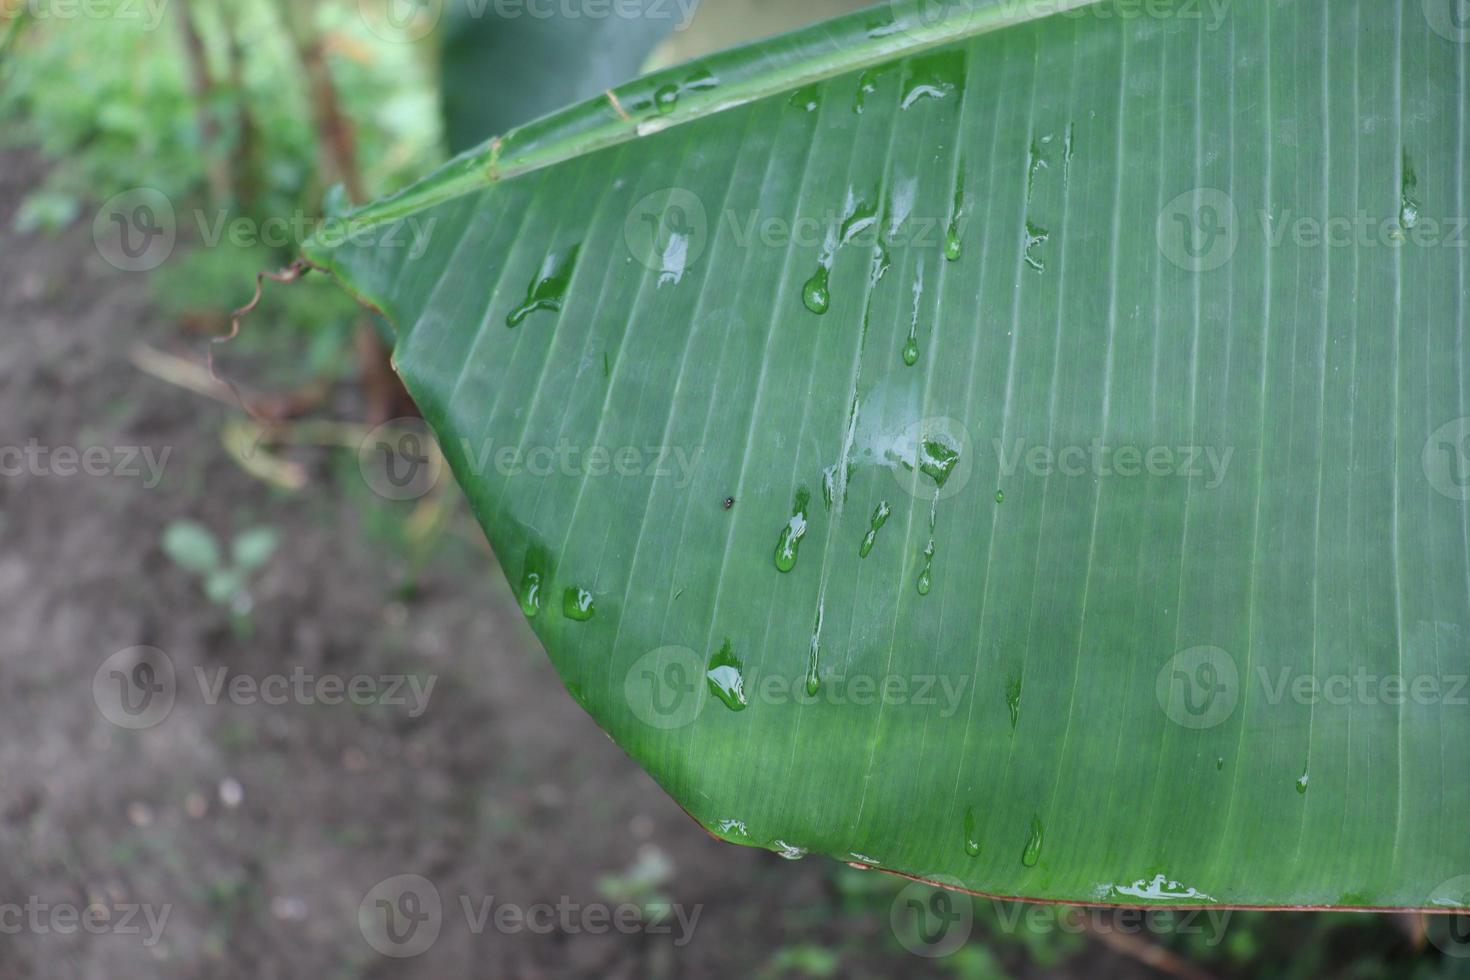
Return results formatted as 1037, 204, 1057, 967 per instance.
130, 342, 243, 406
208, 260, 309, 429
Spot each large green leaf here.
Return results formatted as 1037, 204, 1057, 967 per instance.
307, 0, 1470, 910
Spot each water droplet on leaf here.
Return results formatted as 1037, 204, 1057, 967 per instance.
774, 486, 812, 572
859, 501, 892, 558
805, 602, 824, 696
789, 84, 820, 113
917, 539, 935, 595
964, 807, 981, 856
852, 67, 884, 114
706, 641, 748, 711
1006, 677, 1022, 729
1023, 221, 1049, 273
1021, 816, 1044, 867
918, 437, 960, 487
899, 49, 965, 109
507, 244, 580, 326
944, 228, 963, 261
1401, 149, 1420, 231
802, 267, 830, 314
519, 571, 543, 617
563, 587, 595, 621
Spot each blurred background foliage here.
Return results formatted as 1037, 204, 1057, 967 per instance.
4, 1, 1470, 976
1, 0, 439, 225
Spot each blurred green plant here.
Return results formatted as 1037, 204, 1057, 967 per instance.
757, 943, 842, 979
161, 519, 278, 630
1, 0, 443, 424
1, 0, 439, 228
596, 844, 676, 922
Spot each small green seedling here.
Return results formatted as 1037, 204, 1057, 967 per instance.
161, 520, 278, 623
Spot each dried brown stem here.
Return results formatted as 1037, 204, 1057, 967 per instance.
207, 260, 310, 428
